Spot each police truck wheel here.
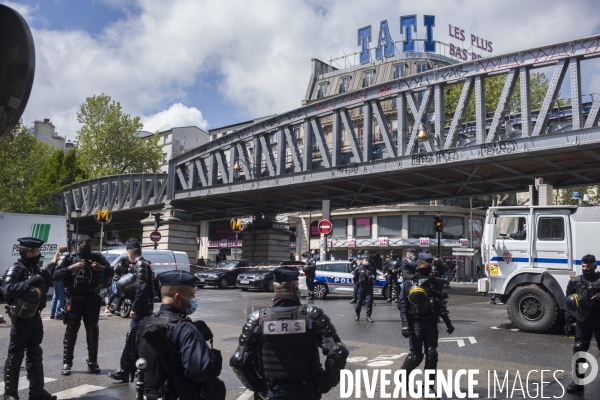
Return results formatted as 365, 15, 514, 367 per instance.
218, 276, 229, 289
120, 302, 131, 319
313, 283, 328, 299
507, 285, 557, 333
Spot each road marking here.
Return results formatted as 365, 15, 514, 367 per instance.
367, 354, 407, 367
0, 377, 56, 395
54, 384, 105, 399
347, 356, 368, 363
438, 336, 477, 347
236, 389, 255, 400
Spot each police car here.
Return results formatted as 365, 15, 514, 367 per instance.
298, 261, 396, 299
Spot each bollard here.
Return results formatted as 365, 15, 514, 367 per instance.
135, 358, 147, 400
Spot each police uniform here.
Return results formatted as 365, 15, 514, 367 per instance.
133, 270, 225, 400
383, 251, 400, 303
302, 251, 317, 300
108, 240, 155, 383
230, 266, 349, 400
349, 250, 363, 304
398, 253, 454, 392
53, 235, 113, 376
564, 254, 600, 393
400, 248, 418, 281
354, 255, 375, 322
105, 252, 132, 313
1, 237, 56, 400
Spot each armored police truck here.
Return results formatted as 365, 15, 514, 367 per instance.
479, 206, 600, 333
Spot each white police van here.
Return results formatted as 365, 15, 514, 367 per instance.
101, 249, 191, 274
298, 260, 395, 299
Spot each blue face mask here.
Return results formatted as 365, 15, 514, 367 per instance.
180, 295, 198, 315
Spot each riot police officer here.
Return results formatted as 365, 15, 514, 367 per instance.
108, 240, 155, 383
2, 237, 56, 400
564, 254, 600, 393
354, 253, 375, 322
400, 248, 418, 280
398, 253, 454, 395
349, 250, 363, 304
53, 235, 113, 376
230, 266, 349, 399
105, 252, 132, 313
383, 250, 400, 303
133, 270, 225, 399
302, 251, 317, 300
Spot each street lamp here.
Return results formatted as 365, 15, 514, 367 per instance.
74, 207, 82, 245
417, 123, 429, 142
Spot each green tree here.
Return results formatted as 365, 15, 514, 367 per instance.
76, 94, 163, 178
554, 186, 599, 206
0, 121, 54, 213
444, 72, 549, 122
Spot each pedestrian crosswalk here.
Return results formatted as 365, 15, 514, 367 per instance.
0, 376, 56, 395
0, 376, 126, 399
54, 384, 105, 399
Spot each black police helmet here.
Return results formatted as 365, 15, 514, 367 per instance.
389, 260, 400, 269
408, 286, 428, 305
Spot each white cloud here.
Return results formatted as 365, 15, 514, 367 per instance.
142, 103, 209, 133
10, 0, 600, 142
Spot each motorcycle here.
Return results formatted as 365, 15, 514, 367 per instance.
105, 273, 137, 318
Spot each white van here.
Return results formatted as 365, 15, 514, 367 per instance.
101, 249, 191, 274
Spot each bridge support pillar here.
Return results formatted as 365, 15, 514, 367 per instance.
242, 219, 292, 263
141, 206, 198, 266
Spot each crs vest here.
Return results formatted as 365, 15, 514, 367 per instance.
357, 264, 374, 284
406, 278, 433, 318
258, 305, 321, 380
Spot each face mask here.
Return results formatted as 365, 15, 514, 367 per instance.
419, 266, 432, 276
25, 254, 41, 267
180, 295, 198, 315
583, 270, 596, 280
79, 246, 92, 257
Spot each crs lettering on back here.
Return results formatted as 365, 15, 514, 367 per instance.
263, 320, 306, 335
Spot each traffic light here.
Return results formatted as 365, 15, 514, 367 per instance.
151, 212, 162, 230
434, 216, 443, 233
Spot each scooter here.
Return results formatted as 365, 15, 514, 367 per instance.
106, 273, 137, 318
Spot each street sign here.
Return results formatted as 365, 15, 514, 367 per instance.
318, 219, 332, 235
149, 231, 162, 242
453, 247, 476, 256
94, 207, 112, 224
420, 237, 430, 247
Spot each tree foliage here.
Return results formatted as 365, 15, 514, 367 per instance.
554, 186, 599, 206
76, 94, 163, 178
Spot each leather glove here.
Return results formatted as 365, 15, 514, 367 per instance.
209, 348, 223, 376
401, 321, 410, 338
446, 324, 455, 334
564, 316, 572, 337
27, 274, 46, 288
40, 269, 52, 284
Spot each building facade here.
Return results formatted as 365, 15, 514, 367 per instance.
32, 119, 65, 150
140, 126, 209, 172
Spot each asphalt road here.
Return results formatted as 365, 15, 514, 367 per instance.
0, 284, 598, 399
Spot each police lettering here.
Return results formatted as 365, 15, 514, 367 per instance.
263, 320, 306, 335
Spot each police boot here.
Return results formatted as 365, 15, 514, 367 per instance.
423, 348, 439, 398
4, 350, 24, 399
61, 330, 78, 375
307, 292, 314, 300
26, 346, 57, 400
108, 370, 132, 383
85, 324, 101, 374
366, 315, 373, 323
349, 298, 357, 304
355, 310, 360, 321
566, 381, 584, 393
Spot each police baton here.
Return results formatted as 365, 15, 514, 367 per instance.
135, 358, 146, 400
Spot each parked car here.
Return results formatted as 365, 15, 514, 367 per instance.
195, 260, 257, 289
101, 249, 191, 274
237, 261, 304, 292
298, 260, 397, 299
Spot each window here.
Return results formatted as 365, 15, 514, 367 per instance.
363, 70, 374, 87
323, 263, 348, 273
317, 82, 328, 98
442, 216, 464, 239
496, 216, 527, 239
162, 153, 168, 163
310, 221, 320, 237
538, 218, 565, 241
293, 126, 301, 139
416, 63, 428, 73
211, 134, 217, 141
339, 76, 351, 93
378, 215, 403, 236
394, 64, 405, 79
331, 219, 347, 238
409, 216, 435, 238
354, 217, 372, 238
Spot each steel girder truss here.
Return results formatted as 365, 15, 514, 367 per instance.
169, 35, 600, 202
63, 173, 168, 217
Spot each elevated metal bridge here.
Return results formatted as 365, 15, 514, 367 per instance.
65, 35, 600, 231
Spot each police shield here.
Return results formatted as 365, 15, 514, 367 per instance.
10, 284, 45, 318
0, 4, 35, 142
565, 293, 590, 322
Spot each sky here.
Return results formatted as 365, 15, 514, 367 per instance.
3, 0, 600, 142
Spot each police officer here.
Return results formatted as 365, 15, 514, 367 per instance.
398, 253, 454, 394
133, 270, 225, 399
2, 237, 56, 400
564, 254, 600, 393
230, 266, 349, 399
53, 235, 112, 376
349, 250, 362, 304
400, 248, 418, 280
302, 251, 317, 300
354, 253, 375, 322
105, 252, 132, 313
108, 240, 155, 383
383, 250, 400, 303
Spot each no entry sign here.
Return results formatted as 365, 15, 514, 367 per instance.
318, 219, 332, 235
149, 231, 162, 242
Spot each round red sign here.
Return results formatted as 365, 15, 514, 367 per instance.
318, 219, 332, 235
149, 231, 162, 242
